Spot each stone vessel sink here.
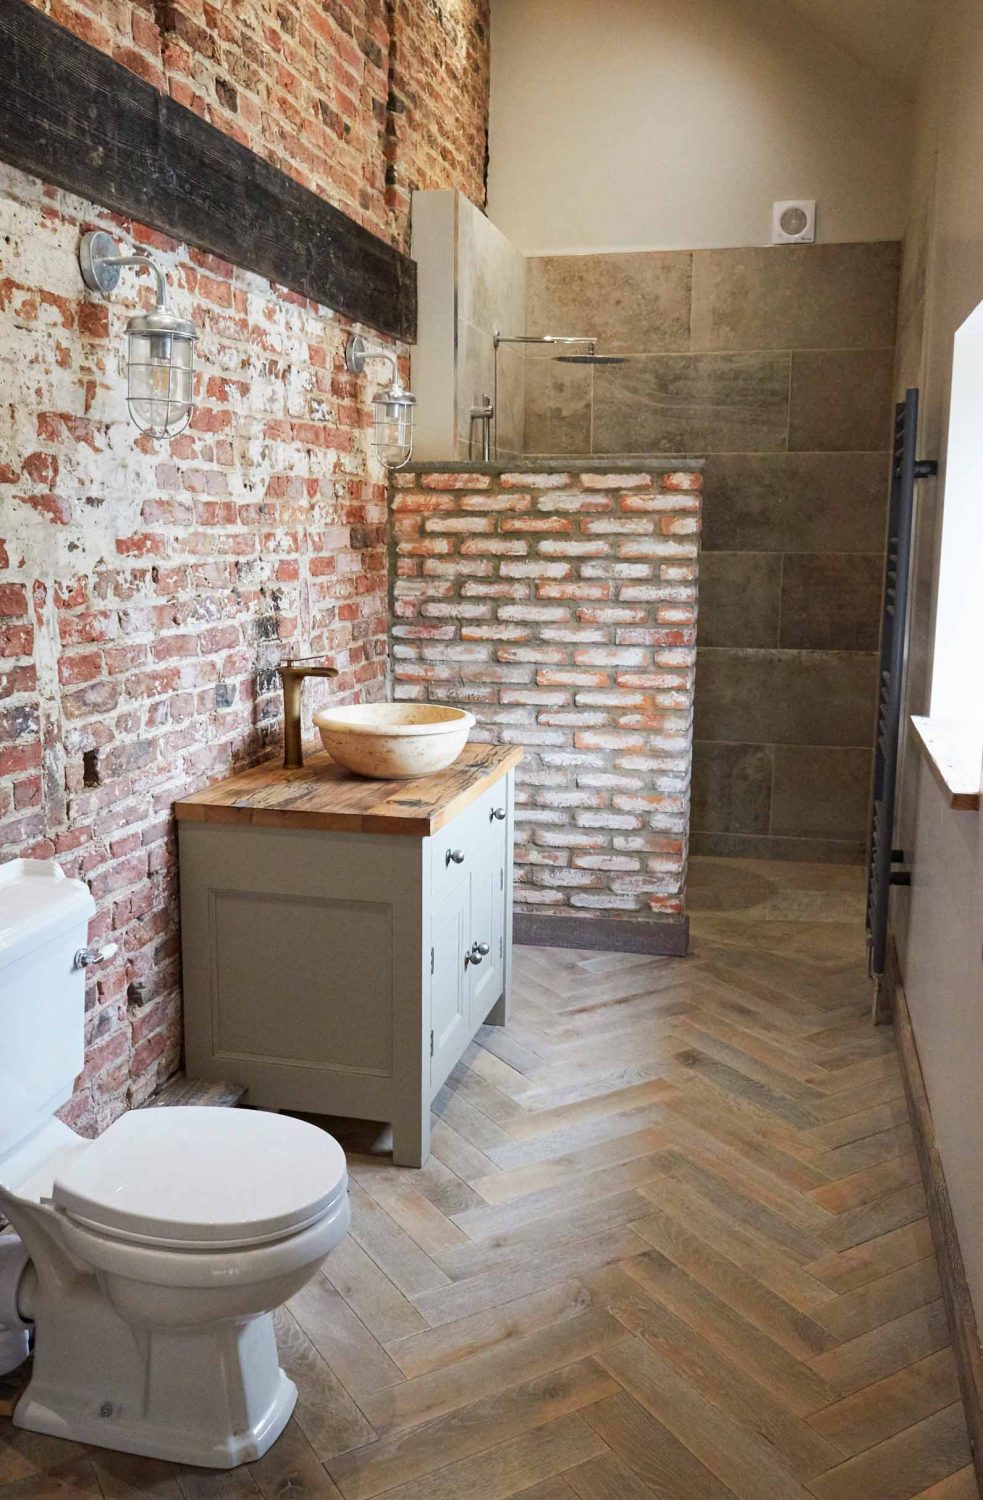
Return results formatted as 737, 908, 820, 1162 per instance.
312, 703, 475, 779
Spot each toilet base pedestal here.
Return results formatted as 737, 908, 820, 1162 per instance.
16, 1306, 297, 1468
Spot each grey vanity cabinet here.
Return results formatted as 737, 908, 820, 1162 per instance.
176, 744, 520, 1166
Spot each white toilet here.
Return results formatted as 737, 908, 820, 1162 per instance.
0, 858, 351, 1468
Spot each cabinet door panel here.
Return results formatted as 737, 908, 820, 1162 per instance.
430, 876, 470, 1090
469, 848, 505, 1027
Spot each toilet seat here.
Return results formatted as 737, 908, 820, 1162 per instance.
51, 1107, 348, 1251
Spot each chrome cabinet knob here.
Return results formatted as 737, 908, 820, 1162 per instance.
446, 848, 465, 866
465, 940, 490, 967
475, 942, 490, 956
490, 807, 506, 821
75, 942, 119, 970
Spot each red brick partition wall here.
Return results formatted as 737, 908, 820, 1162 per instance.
390, 463, 703, 952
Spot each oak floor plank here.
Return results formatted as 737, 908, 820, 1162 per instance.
0, 1458, 107, 1500
451, 1152, 671, 1242
90, 1450, 185, 1500
321, 1236, 428, 1346
358, 1307, 624, 1437
438, 1191, 655, 1280
608, 1287, 845, 1479
803, 1099, 912, 1153
429, 1117, 500, 1192
625, 1250, 840, 1417
600, 1336, 813, 1500
909, 1468, 981, 1499
808, 1348, 962, 1458
247, 1422, 344, 1500
811, 1153, 923, 1215
272, 1307, 376, 1462
806, 1402, 971, 1500
384, 1281, 595, 1380
657, 1152, 831, 1263
327, 1360, 615, 1499
807, 1219, 935, 1293
348, 1182, 450, 1297
410, 1227, 649, 1328
581, 1391, 735, 1499
816, 1257, 941, 1343
820, 1184, 929, 1253
288, 1274, 404, 1401
814, 1123, 915, 1180
469, 1126, 669, 1207
808, 1301, 952, 1396
563, 1451, 661, 1500
353, 1415, 604, 1500
485, 1105, 670, 1174
638, 1176, 834, 1314
633, 1205, 834, 1359
501, 1081, 674, 1144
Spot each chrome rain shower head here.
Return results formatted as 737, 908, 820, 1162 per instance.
553, 354, 627, 365
492, 332, 626, 366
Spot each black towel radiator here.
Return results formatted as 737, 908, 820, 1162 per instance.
866, 388, 936, 1013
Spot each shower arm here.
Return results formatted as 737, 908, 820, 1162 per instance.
494, 332, 597, 354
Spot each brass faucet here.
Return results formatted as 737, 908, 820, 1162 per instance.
276, 657, 339, 769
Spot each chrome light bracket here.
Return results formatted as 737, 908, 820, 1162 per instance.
345, 334, 369, 375
78, 230, 168, 309
79, 231, 123, 296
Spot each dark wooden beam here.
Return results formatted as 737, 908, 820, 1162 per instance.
0, 0, 416, 341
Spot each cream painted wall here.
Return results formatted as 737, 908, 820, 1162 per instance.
891, 0, 983, 1328
488, 0, 912, 254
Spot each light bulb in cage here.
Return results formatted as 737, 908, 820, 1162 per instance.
346, 335, 416, 470
78, 231, 198, 440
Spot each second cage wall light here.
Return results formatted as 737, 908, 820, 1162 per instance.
78, 231, 198, 441
345, 335, 415, 470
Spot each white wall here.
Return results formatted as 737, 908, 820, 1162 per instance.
488, 0, 912, 255
893, 0, 983, 1328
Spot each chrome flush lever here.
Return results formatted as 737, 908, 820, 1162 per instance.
75, 942, 119, 969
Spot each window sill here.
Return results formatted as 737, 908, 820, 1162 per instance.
910, 716, 983, 811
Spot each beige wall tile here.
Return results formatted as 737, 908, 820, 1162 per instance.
698, 553, 782, 648
702, 453, 889, 554
691, 742, 773, 835
526, 251, 692, 355
779, 554, 883, 652
523, 356, 592, 455
691, 244, 901, 353
592, 353, 791, 454
694, 648, 878, 746
789, 349, 896, 452
771, 745, 873, 840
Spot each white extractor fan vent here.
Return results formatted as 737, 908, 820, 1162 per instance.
772, 200, 816, 245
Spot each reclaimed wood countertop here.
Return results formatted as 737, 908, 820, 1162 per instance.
174, 741, 524, 836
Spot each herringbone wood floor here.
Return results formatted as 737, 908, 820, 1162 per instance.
0, 859, 976, 1499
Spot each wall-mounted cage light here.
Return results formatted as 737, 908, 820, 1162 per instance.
78, 231, 198, 440
345, 335, 415, 470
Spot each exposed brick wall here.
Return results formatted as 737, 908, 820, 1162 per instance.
390, 465, 702, 922
24, 0, 490, 249
0, 1, 489, 1134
